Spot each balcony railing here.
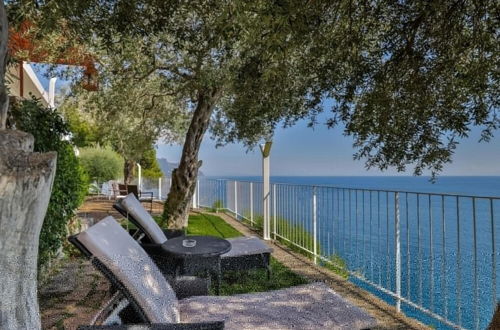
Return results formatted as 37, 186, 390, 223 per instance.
197, 178, 499, 330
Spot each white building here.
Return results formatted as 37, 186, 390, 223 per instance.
7, 61, 56, 108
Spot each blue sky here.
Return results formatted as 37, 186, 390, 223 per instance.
157, 110, 500, 177
35, 66, 500, 177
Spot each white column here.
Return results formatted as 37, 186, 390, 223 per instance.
313, 187, 318, 264
192, 181, 197, 209
158, 177, 162, 200
273, 184, 277, 239
260, 141, 272, 240
137, 163, 142, 191
48, 77, 57, 108
197, 179, 200, 207
234, 181, 238, 217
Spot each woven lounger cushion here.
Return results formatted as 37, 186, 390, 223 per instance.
77, 216, 180, 323
221, 236, 272, 258
119, 194, 273, 257
121, 193, 168, 244
179, 282, 376, 330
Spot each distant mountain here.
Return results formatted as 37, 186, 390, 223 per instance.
157, 158, 204, 177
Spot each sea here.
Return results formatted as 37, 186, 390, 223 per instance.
208, 176, 500, 329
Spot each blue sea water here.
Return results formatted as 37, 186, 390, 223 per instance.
220, 175, 500, 197
209, 176, 500, 329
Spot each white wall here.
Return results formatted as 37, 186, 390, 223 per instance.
7, 62, 50, 107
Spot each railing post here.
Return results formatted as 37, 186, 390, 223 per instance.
395, 192, 402, 312
273, 184, 277, 240
137, 163, 142, 191
234, 181, 238, 217
250, 182, 254, 226
313, 187, 318, 264
158, 177, 162, 200
192, 181, 197, 209
197, 179, 200, 208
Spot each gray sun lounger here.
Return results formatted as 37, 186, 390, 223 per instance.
114, 194, 272, 277
72, 216, 377, 329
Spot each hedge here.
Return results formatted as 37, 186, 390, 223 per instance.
9, 99, 88, 268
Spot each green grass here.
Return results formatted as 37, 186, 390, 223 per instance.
121, 212, 308, 294
232, 212, 349, 279
188, 213, 308, 295
187, 213, 242, 238
218, 258, 307, 295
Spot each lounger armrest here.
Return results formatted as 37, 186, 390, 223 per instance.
78, 321, 224, 330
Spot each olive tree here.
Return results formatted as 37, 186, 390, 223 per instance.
60, 37, 189, 184
50, 0, 327, 228
39, 0, 499, 230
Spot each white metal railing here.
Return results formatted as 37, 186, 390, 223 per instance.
198, 178, 500, 330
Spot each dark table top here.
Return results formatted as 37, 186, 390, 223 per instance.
161, 235, 231, 258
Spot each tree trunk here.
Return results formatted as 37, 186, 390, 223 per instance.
123, 159, 135, 185
0, 130, 57, 330
163, 88, 221, 229
0, 1, 9, 129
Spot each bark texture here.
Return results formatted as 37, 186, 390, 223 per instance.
0, 130, 57, 330
0, 2, 9, 129
164, 88, 220, 229
123, 159, 135, 185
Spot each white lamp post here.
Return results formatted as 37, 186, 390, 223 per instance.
260, 141, 272, 240
136, 163, 142, 191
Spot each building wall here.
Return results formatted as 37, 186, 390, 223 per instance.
7, 62, 50, 107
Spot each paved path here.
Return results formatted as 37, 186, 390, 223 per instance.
77, 196, 164, 222
210, 211, 430, 330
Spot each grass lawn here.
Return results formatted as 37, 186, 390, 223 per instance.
186, 213, 308, 295
123, 212, 307, 295
187, 213, 242, 238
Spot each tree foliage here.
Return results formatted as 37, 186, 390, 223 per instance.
9, 98, 88, 268
59, 101, 102, 148
57, 36, 189, 183
140, 147, 163, 179
12, 0, 498, 229
79, 146, 123, 183
10, 0, 500, 177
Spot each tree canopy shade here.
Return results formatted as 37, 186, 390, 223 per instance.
58, 35, 190, 183
212, 1, 499, 176
25, 0, 499, 226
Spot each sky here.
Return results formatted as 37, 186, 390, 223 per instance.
35, 66, 500, 177
156, 110, 500, 177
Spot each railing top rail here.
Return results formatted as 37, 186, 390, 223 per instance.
200, 178, 500, 200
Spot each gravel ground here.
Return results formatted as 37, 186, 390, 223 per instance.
39, 258, 110, 330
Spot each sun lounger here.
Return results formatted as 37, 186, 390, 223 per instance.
72, 216, 377, 329
115, 194, 272, 277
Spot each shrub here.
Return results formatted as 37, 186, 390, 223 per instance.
79, 146, 124, 183
9, 99, 88, 268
